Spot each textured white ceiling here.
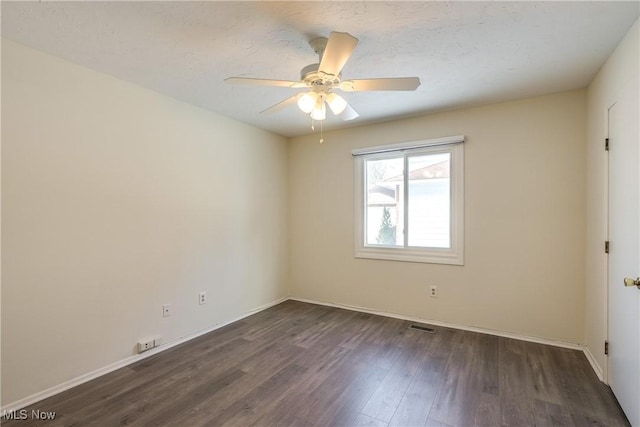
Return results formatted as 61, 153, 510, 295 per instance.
2, 1, 638, 137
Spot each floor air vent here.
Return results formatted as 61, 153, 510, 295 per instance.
409, 324, 436, 334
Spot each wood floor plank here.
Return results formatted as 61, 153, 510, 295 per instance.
131, 368, 247, 426
532, 398, 574, 426
292, 354, 376, 423
255, 347, 354, 423
388, 368, 441, 427
215, 364, 308, 427
424, 329, 473, 426
388, 328, 452, 427
526, 341, 566, 405
315, 363, 388, 426
554, 346, 629, 425
2, 300, 630, 427
154, 369, 273, 426
469, 391, 501, 427
352, 413, 388, 427
498, 337, 535, 426
361, 336, 429, 423
156, 342, 310, 425
469, 333, 499, 396
425, 418, 453, 427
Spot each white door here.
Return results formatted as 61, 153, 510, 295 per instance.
607, 81, 640, 426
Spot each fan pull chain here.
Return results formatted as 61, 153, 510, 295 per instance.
309, 117, 324, 144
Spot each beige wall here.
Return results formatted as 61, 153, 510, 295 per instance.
289, 90, 587, 344
585, 20, 639, 377
1, 39, 289, 406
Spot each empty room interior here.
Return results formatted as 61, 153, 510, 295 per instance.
2, 2, 640, 426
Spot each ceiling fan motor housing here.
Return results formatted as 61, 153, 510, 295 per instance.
300, 63, 341, 89
302, 36, 341, 90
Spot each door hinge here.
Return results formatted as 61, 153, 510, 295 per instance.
605, 241, 610, 254
605, 138, 609, 151
605, 340, 609, 355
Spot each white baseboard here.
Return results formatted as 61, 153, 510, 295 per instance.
1, 296, 288, 413
582, 345, 604, 381
287, 296, 607, 380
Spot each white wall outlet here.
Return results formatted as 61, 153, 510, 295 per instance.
429, 286, 438, 298
162, 304, 171, 317
198, 291, 207, 305
137, 339, 154, 353
153, 337, 163, 347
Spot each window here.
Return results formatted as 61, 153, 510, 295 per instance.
353, 135, 464, 265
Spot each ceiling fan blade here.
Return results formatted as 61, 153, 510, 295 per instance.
340, 77, 421, 92
260, 95, 299, 114
318, 32, 359, 76
225, 77, 307, 88
340, 103, 359, 121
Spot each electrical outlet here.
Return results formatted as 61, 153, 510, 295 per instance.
137, 339, 154, 353
153, 337, 163, 347
198, 291, 207, 305
429, 286, 438, 298
162, 304, 171, 317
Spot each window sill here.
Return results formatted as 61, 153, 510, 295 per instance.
355, 246, 464, 265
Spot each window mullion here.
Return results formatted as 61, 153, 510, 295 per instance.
403, 154, 409, 248
363, 159, 368, 247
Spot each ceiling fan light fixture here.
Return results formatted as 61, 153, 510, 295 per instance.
326, 92, 348, 115
310, 94, 326, 120
297, 92, 318, 114
227, 32, 420, 126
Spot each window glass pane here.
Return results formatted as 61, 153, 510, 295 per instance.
365, 157, 404, 246
407, 153, 450, 248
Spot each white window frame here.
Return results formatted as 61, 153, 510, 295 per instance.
353, 135, 465, 265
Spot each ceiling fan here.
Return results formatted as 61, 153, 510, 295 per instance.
225, 32, 421, 122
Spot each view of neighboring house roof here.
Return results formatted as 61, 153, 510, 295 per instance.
367, 159, 450, 206
384, 160, 450, 182
367, 184, 397, 206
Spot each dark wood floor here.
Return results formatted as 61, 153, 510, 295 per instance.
3, 300, 629, 426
